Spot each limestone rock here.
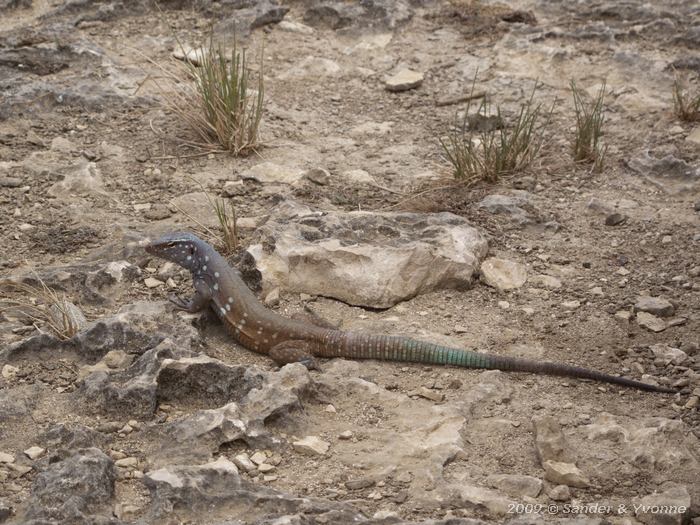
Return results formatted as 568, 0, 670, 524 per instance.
635, 296, 675, 317
533, 416, 573, 463
385, 69, 423, 92
293, 436, 330, 456
480, 258, 527, 291
650, 344, 688, 366
485, 473, 543, 498
633, 485, 691, 525
248, 201, 488, 308
636, 311, 667, 332
542, 460, 590, 488
23, 448, 115, 523
454, 484, 515, 516
303, 0, 413, 30
477, 191, 536, 225
143, 456, 363, 521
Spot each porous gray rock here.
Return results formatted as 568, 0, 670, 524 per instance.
3, 301, 195, 365
23, 448, 115, 523
143, 456, 364, 522
79, 339, 264, 419
627, 150, 700, 193
214, 0, 289, 35
248, 201, 488, 308
477, 191, 536, 225
633, 485, 691, 525
485, 473, 543, 498
303, 0, 413, 30
156, 364, 311, 464
634, 296, 675, 317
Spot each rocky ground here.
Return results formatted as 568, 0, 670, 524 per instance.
1, 0, 699, 524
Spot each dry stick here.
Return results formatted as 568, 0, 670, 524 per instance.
436, 90, 487, 107
380, 183, 465, 211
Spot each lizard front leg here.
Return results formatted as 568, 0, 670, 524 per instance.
169, 278, 212, 313
269, 340, 321, 371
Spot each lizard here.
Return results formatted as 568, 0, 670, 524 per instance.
145, 232, 675, 394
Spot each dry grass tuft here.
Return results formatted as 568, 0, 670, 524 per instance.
672, 76, 700, 122
1, 273, 85, 341
570, 79, 608, 172
154, 34, 264, 155
440, 78, 553, 184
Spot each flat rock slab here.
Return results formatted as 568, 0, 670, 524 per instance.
385, 69, 424, 91
248, 202, 488, 308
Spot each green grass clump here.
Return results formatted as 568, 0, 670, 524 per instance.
672, 76, 700, 122
167, 35, 264, 155
571, 80, 607, 172
440, 79, 552, 184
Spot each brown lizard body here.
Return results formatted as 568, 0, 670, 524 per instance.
145, 232, 675, 393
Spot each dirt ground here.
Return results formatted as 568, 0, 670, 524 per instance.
0, 0, 699, 524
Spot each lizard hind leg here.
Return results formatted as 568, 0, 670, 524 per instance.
269, 340, 321, 371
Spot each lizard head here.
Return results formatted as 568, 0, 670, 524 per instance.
145, 232, 207, 272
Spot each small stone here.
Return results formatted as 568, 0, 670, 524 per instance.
530, 274, 562, 289
8, 464, 32, 476
561, 300, 581, 310
338, 430, 353, 440
650, 344, 688, 366
233, 453, 257, 472
250, 451, 268, 465
480, 258, 528, 291
617, 267, 631, 276
0, 176, 22, 187
115, 457, 138, 468
302, 168, 330, 185
615, 310, 632, 321
346, 477, 376, 490
144, 204, 173, 220
257, 463, 275, 473
486, 474, 543, 498
549, 484, 571, 501
636, 311, 666, 332
385, 69, 424, 92
686, 126, 700, 145
133, 203, 152, 212
278, 20, 314, 34
263, 474, 278, 482
292, 436, 330, 456
498, 301, 510, 309
635, 296, 675, 317
605, 213, 627, 226
23, 447, 45, 460
542, 460, 590, 488
1, 365, 19, 379
144, 277, 164, 288
118, 423, 133, 434
416, 387, 444, 402
18, 223, 35, 231
0, 452, 15, 463
222, 180, 247, 197
264, 288, 280, 307
97, 422, 123, 433
325, 404, 337, 413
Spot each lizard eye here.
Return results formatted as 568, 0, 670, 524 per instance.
166, 242, 176, 248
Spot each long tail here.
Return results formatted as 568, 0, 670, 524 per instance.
318, 331, 674, 394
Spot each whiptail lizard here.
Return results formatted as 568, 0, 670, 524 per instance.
145, 232, 674, 394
